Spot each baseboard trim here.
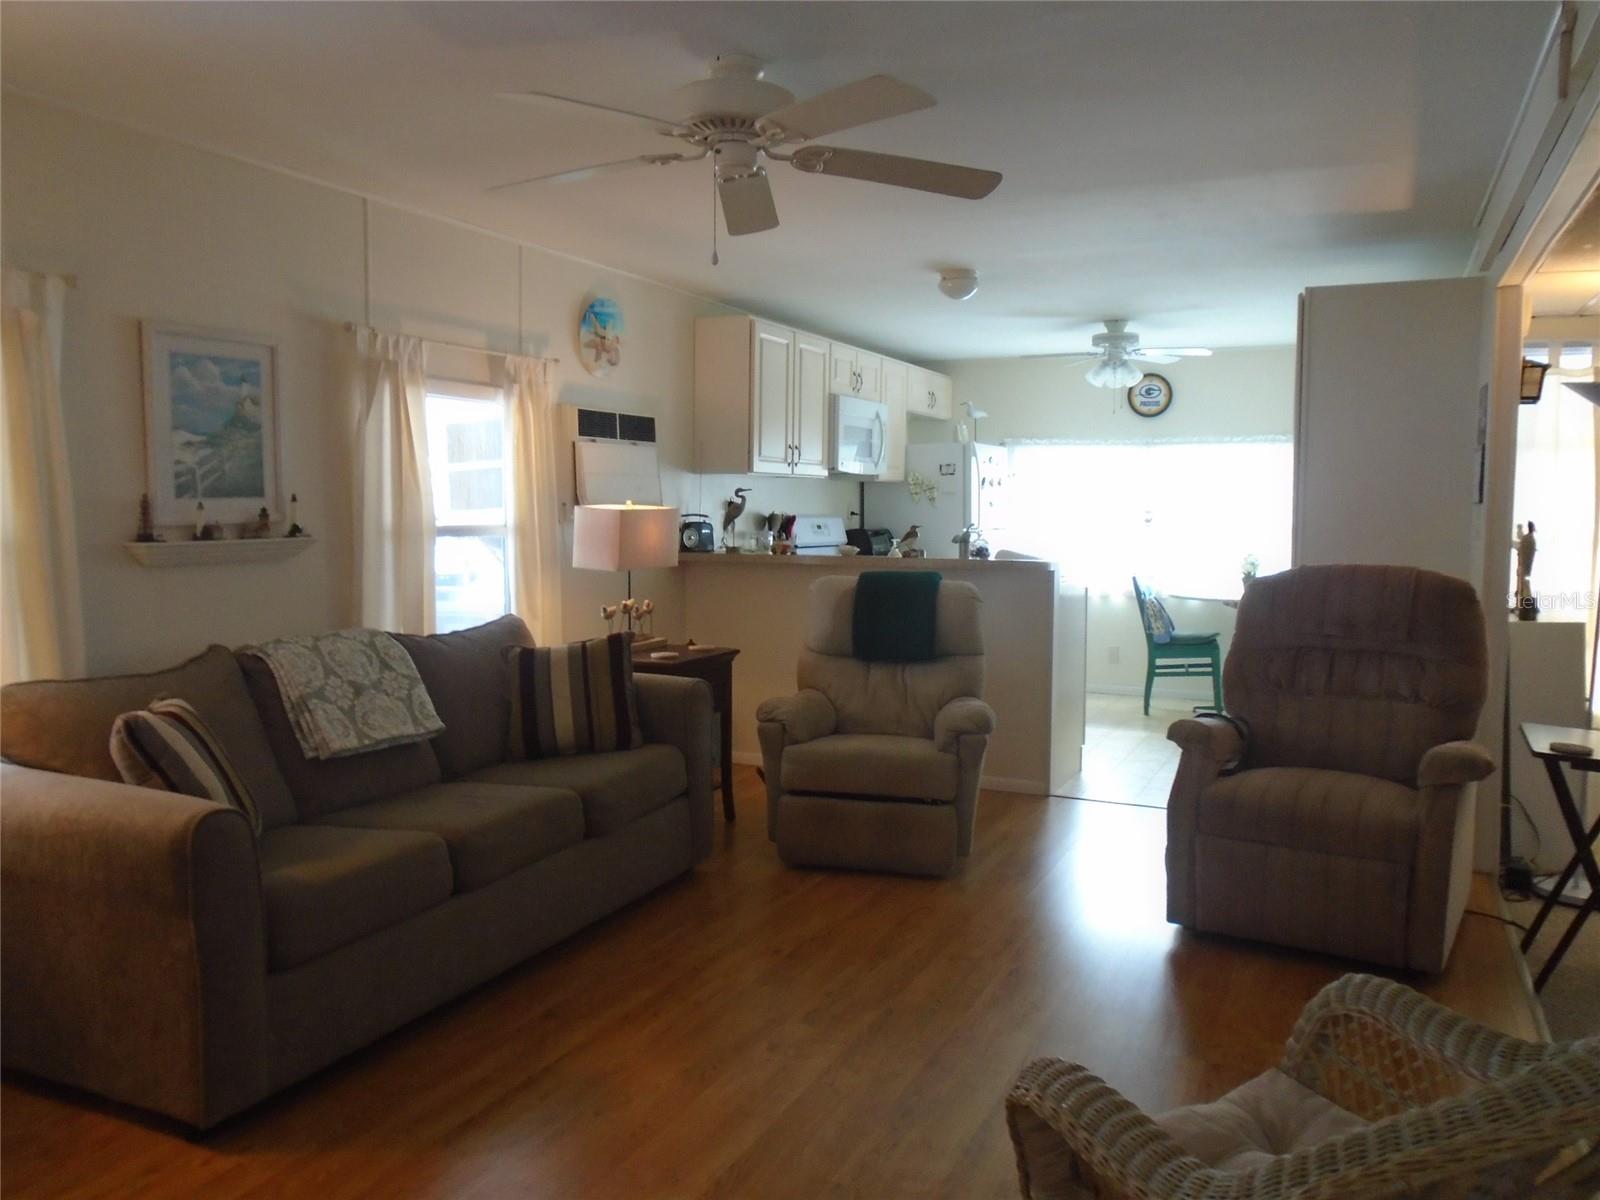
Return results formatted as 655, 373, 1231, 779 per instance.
1089, 683, 1215, 701
731, 751, 1045, 797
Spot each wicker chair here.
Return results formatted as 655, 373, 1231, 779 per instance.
1007, 975, 1600, 1200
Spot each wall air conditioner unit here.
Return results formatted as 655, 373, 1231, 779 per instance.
556, 405, 663, 514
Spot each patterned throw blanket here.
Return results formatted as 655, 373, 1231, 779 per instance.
247, 629, 444, 760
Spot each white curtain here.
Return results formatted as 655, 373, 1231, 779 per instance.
1, 268, 84, 683
351, 328, 434, 633
1006, 438, 1295, 597
504, 354, 563, 643
1513, 343, 1597, 714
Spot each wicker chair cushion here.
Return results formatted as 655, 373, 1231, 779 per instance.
1154, 1067, 1367, 1171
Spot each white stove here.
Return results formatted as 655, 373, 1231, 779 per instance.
791, 515, 849, 555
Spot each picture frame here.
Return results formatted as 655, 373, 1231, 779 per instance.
141, 322, 281, 525
577, 297, 623, 377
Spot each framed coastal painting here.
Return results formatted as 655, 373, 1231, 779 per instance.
141, 323, 281, 524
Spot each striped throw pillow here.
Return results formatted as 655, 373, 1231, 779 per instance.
506, 634, 642, 760
110, 698, 262, 833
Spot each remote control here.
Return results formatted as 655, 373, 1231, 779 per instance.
1548, 741, 1594, 757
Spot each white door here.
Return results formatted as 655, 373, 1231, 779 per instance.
751, 321, 795, 474
879, 358, 908, 481
794, 333, 831, 477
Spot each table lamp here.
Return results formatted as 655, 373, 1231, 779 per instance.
572, 502, 679, 634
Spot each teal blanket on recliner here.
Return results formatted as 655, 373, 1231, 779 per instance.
852, 570, 942, 663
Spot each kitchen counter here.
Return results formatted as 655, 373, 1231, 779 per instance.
681, 552, 1086, 794
678, 552, 1049, 570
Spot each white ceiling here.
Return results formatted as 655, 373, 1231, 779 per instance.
1529, 186, 1600, 317
0, 2, 1554, 360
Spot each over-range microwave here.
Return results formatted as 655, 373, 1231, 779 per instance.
831, 393, 888, 475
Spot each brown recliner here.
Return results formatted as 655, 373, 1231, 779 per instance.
1166, 564, 1493, 971
757, 575, 995, 877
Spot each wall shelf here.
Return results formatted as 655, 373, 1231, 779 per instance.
124, 537, 315, 567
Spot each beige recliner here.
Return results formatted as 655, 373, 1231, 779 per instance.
757, 575, 996, 877
1166, 564, 1493, 972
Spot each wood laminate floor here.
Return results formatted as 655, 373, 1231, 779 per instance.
2, 768, 1539, 1200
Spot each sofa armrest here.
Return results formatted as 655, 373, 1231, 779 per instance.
755, 689, 836, 746
634, 674, 715, 863
756, 690, 837, 840
1417, 740, 1494, 789
1167, 715, 1246, 766
0, 763, 270, 1128
934, 697, 996, 754
1164, 717, 1246, 930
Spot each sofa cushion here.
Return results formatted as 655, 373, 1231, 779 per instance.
1199, 766, 1421, 864
782, 734, 958, 803
239, 652, 441, 821
257, 824, 452, 970
0, 644, 298, 830
1154, 1067, 1366, 1171
316, 781, 583, 892
110, 699, 263, 833
506, 634, 643, 760
466, 743, 686, 837
391, 615, 532, 777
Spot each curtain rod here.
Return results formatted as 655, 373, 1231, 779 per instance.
343, 321, 557, 365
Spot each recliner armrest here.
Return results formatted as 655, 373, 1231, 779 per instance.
1166, 715, 1245, 766
934, 697, 996, 754
1417, 740, 1494, 789
755, 689, 836, 746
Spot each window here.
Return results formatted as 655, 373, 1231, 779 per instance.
425, 382, 511, 633
1005, 439, 1294, 597
1513, 341, 1596, 636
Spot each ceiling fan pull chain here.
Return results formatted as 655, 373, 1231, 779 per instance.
710, 168, 719, 267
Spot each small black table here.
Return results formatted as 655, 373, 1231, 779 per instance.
1518, 722, 1600, 992
632, 643, 740, 822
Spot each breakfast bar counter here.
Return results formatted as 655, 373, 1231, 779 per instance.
679, 553, 1086, 794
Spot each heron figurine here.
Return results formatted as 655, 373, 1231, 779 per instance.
722, 487, 751, 549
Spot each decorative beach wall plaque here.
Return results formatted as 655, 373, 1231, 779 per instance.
578, 297, 623, 377
141, 323, 281, 524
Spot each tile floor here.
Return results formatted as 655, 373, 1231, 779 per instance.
1056, 691, 1197, 808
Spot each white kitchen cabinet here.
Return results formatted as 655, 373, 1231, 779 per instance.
878, 356, 908, 482
751, 321, 794, 474
829, 342, 883, 402
907, 364, 955, 421
793, 332, 831, 477
695, 315, 828, 477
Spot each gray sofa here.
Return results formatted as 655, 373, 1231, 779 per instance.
0, 615, 713, 1128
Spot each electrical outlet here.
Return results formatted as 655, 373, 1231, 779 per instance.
1108, 645, 1121, 665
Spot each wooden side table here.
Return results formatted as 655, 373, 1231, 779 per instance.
1518, 722, 1600, 992
633, 643, 740, 821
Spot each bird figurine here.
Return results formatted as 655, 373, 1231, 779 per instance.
722, 487, 751, 548
897, 524, 921, 556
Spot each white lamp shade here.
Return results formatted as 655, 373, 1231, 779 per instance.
572, 503, 680, 571
1086, 358, 1143, 389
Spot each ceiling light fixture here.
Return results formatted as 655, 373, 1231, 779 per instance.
1085, 357, 1143, 389
938, 268, 979, 301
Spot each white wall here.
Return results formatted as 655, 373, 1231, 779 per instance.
1, 96, 858, 671
923, 349, 1297, 694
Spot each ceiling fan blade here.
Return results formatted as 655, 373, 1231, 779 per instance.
496, 90, 683, 135
487, 154, 683, 193
718, 171, 780, 236
1129, 352, 1181, 365
1137, 347, 1214, 358
759, 75, 934, 141
1023, 352, 1101, 361
790, 146, 1000, 199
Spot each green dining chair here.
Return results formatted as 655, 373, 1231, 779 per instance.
1131, 576, 1223, 715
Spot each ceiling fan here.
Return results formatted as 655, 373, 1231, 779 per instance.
491, 55, 1002, 238
1038, 320, 1214, 388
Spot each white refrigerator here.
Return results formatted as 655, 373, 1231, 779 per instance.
865, 442, 1010, 558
